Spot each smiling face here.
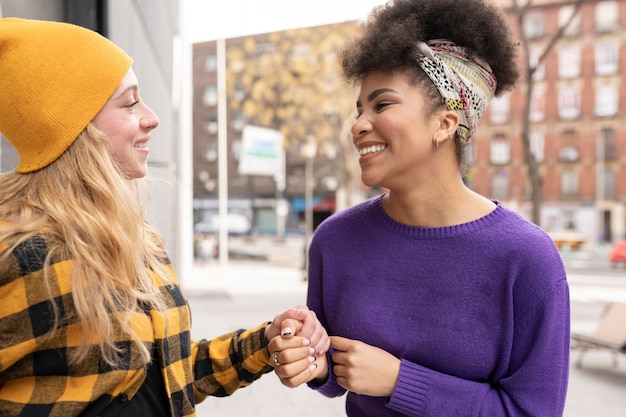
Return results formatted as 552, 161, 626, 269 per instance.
92, 68, 159, 179
352, 70, 444, 191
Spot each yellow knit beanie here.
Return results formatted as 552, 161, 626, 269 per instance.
0, 18, 133, 173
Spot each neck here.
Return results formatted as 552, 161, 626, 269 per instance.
382, 182, 495, 228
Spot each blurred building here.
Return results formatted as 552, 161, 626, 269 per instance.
192, 0, 626, 245
192, 22, 363, 236
0, 0, 184, 269
472, 0, 626, 245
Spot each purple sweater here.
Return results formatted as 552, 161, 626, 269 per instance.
307, 195, 570, 417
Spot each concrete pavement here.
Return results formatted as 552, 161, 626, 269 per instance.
182, 260, 626, 417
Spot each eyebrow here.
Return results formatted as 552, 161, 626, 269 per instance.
113, 85, 139, 100
356, 88, 398, 108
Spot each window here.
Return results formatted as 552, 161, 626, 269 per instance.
233, 80, 245, 101
255, 42, 278, 57
524, 12, 544, 38
603, 168, 616, 199
559, 5, 581, 37
492, 170, 508, 198
529, 47, 545, 81
489, 94, 510, 124
559, 130, 579, 162
601, 128, 616, 160
530, 131, 545, 163
490, 134, 510, 165
558, 46, 580, 79
203, 85, 217, 107
561, 168, 578, 196
596, 1, 619, 33
205, 117, 218, 135
530, 84, 545, 122
231, 112, 245, 132
595, 42, 619, 75
558, 85, 581, 119
204, 54, 217, 72
595, 83, 618, 117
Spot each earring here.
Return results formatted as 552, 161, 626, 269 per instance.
435, 136, 439, 150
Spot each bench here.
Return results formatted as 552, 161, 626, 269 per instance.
571, 303, 626, 368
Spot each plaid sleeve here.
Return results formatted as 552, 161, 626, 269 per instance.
191, 322, 274, 402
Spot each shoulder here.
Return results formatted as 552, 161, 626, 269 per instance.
0, 233, 68, 286
315, 195, 382, 233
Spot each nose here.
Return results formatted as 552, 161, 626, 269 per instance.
141, 105, 160, 130
351, 114, 372, 138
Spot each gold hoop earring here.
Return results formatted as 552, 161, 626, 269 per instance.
435, 136, 439, 150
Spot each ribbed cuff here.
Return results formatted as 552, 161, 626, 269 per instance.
387, 359, 430, 415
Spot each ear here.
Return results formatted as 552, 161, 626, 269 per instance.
435, 110, 459, 145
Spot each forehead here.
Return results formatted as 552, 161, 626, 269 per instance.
357, 71, 420, 102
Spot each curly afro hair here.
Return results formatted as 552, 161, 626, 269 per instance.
339, 0, 519, 96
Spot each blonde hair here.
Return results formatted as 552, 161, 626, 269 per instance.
0, 124, 171, 367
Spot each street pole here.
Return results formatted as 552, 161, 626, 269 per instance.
301, 135, 317, 280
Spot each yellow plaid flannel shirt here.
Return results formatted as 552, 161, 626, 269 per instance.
0, 234, 274, 416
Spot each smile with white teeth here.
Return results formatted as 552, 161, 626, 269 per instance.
134, 142, 147, 148
359, 144, 387, 156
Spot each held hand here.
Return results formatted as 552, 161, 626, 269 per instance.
330, 336, 400, 397
265, 305, 310, 342
268, 335, 329, 388
293, 308, 330, 355
273, 307, 329, 356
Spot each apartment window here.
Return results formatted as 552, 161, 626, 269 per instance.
603, 168, 616, 199
559, 5, 581, 37
601, 128, 616, 160
204, 54, 217, 72
595, 83, 618, 117
202, 85, 217, 107
558, 85, 581, 119
524, 11, 544, 38
492, 170, 508, 199
559, 130, 579, 162
595, 42, 619, 75
204, 117, 218, 135
490, 134, 510, 165
255, 42, 278, 57
530, 131, 545, 163
561, 168, 578, 196
530, 84, 545, 122
558, 46, 580, 79
233, 80, 245, 101
529, 47, 545, 81
596, 1, 619, 33
232, 112, 245, 132
489, 94, 510, 124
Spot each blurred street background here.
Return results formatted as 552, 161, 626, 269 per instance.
184, 237, 626, 417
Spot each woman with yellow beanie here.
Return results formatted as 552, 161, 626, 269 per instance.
0, 18, 328, 417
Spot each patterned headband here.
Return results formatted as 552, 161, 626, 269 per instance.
416, 39, 497, 145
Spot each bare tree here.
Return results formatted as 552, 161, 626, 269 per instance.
510, 0, 585, 225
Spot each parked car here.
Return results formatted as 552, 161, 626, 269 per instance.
194, 213, 251, 236
609, 241, 626, 267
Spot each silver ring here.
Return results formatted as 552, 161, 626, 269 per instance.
273, 351, 281, 367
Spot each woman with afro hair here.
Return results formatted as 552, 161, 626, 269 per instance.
269, 0, 570, 416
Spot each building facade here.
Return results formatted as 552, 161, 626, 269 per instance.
470, 0, 626, 245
